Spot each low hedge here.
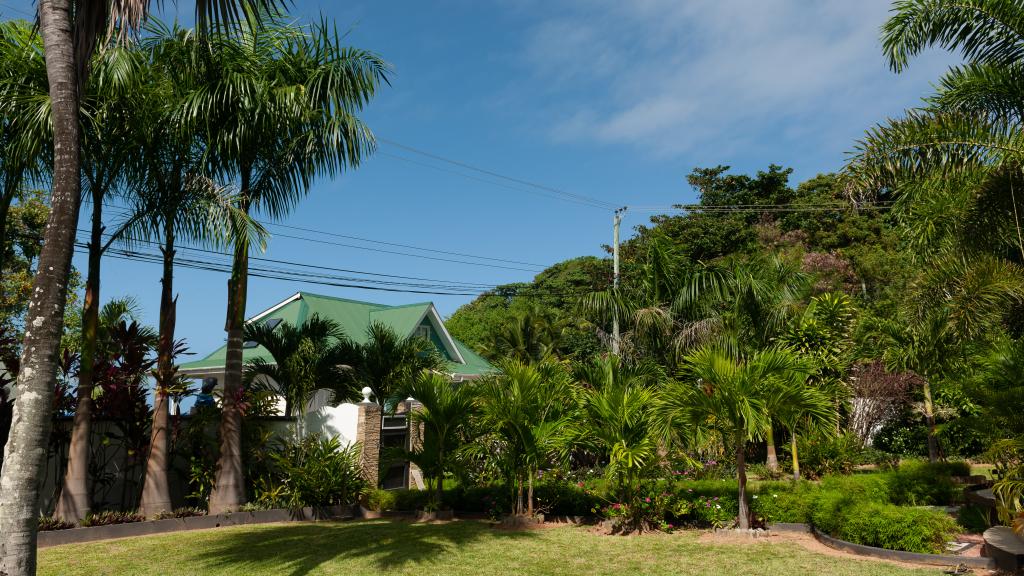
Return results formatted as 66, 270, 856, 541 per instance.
384, 483, 602, 517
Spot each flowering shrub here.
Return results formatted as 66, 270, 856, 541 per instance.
690, 494, 736, 529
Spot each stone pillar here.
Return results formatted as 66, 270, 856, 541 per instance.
402, 399, 426, 490
355, 387, 382, 488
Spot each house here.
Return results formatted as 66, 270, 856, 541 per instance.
179, 291, 494, 489
180, 291, 493, 385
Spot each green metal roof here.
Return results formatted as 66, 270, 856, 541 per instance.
180, 292, 494, 377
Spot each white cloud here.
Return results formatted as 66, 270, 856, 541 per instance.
513, 0, 957, 162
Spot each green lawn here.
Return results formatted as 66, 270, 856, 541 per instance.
38, 519, 941, 576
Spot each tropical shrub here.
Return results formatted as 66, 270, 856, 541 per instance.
37, 516, 75, 531
829, 501, 960, 554
788, 432, 864, 479
261, 434, 366, 508
364, 488, 398, 512
80, 511, 146, 526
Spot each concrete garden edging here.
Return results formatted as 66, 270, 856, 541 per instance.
767, 522, 995, 570
37, 505, 356, 548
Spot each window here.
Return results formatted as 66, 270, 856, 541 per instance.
244, 318, 283, 348
414, 325, 431, 340
265, 318, 283, 330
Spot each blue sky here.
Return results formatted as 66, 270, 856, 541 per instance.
1, 0, 957, 359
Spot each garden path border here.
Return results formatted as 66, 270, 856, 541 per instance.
771, 522, 995, 570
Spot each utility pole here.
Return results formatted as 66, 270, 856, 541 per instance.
612, 207, 626, 355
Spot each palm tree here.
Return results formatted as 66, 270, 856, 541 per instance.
203, 17, 390, 514
0, 20, 50, 283
393, 371, 477, 511
337, 323, 443, 409
55, 43, 148, 523
484, 305, 564, 363
849, 1, 1024, 218
0, 3, 286, 572
675, 254, 811, 355
475, 359, 573, 517
665, 346, 831, 530
569, 355, 665, 530
243, 314, 355, 419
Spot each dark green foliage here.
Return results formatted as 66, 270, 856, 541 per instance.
787, 432, 865, 479
956, 504, 991, 534
823, 501, 960, 554
259, 434, 366, 509
886, 460, 968, 506
364, 488, 398, 512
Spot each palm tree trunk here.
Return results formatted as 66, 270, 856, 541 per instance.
736, 433, 749, 530
0, 0, 81, 572
0, 190, 14, 287
765, 426, 779, 473
791, 434, 800, 481
527, 474, 534, 517
209, 225, 249, 514
140, 231, 176, 517
923, 381, 939, 463
55, 195, 103, 522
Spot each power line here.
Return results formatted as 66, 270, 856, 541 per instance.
628, 201, 895, 214
378, 138, 618, 210
378, 151, 611, 211
96, 201, 548, 273
264, 219, 546, 268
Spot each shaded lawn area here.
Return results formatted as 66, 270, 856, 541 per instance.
38, 519, 940, 576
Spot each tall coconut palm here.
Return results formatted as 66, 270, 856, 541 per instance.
0, 3, 285, 573
200, 17, 389, 514
55, 43, 148, 523
474, 359, 573, 517
243, 314, 354, 419
124, 25, 265, 517
665, 346, 831, 530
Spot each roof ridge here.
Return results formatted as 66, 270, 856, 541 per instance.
298, 291, 391, 308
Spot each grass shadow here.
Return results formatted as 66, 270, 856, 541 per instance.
191, 518, 534, 576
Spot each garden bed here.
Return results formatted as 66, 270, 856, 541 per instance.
37, 505, 356, 548
766, 522, 995, 570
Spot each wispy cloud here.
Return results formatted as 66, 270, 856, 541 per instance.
511, 0, 956, 164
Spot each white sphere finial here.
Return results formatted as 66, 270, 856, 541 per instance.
361, 386, 373, 403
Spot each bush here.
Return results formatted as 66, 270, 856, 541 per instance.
886, 460, 966, 506
38, 516, 75, 531
260, 434, 366, 508
957, 504, 991, 534
80, 511, 146, 527
790, 432, 865, 479
834, 502, 960, 554
365, 488, 398, 512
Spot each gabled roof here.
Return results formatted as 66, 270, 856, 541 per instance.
179, 291, 494, 377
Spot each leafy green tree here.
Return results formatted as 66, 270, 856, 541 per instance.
0, 20, 49, 285
482, 304, 564, 363
474, 359, 573, 517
